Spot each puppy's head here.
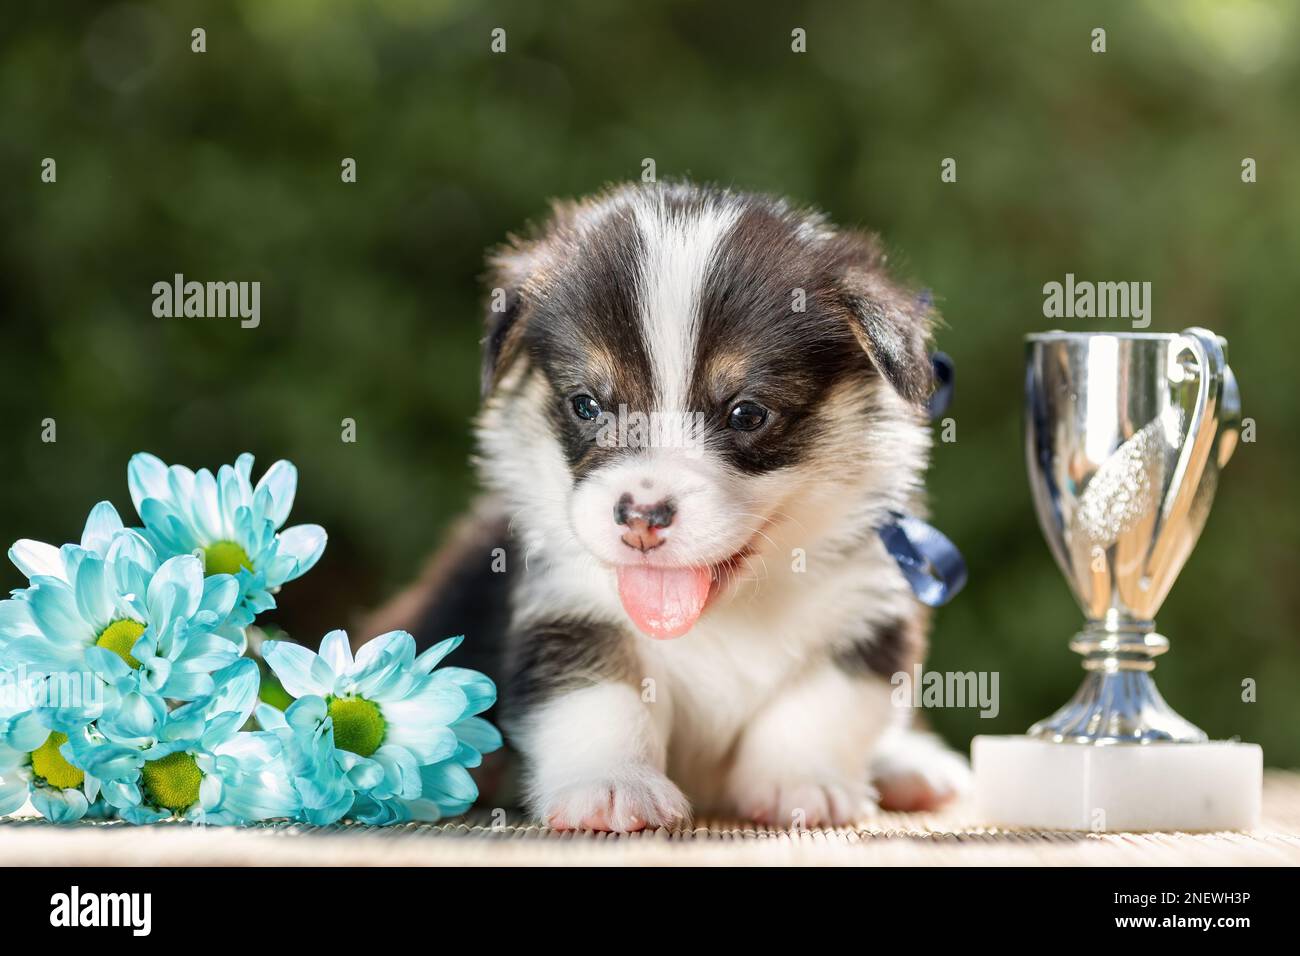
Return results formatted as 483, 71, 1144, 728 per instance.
478, 182, 935, 639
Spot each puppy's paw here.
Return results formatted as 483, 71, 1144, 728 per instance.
733, 777, 875, 828
539, 767, 690, 832
871, 734, 972, 812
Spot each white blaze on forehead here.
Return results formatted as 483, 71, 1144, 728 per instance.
633, 197, 741, 413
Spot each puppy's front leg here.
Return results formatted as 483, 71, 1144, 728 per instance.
507, 623, 688, 832
726, 662, 894, 827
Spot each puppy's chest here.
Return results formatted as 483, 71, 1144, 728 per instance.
636, 592, 846, 749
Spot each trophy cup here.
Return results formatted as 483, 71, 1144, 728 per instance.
972, 329, 1262, 831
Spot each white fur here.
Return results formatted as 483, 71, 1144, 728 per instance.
724, 667, 894, 826
569, 448, 758, 569
515, 682, 688, 831
633, 193, 741, 414
870, 726, 974, 810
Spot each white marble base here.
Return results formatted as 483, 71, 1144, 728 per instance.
972, 735, 1262, 832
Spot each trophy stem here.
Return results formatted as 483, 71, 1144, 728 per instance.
1027, 619, 1208, 744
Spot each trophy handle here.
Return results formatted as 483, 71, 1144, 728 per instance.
1143, 328, 1225, 590
1217, 364, 1242, 468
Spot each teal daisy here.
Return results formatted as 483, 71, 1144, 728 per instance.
1, 502, 243, 715
9, 499, 143, 577
70, 659, 299, 825
127, 452, 327, 634
260, 630, 500, 824
0, 674, 102, 822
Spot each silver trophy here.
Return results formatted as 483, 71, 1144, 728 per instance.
1023, 328, 1240, 743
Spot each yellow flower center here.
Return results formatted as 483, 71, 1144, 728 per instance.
327, 696, 386, 758
96, 619, 146, 669
29, 732, 85, 790
141, 751, 203, 812
204, 540, 253, 576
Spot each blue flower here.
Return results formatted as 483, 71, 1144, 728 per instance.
260, 631, 500, 824
254, 698, 370, 825
128, 453, 327, 633
70, 659, 299, 825
9, 499, 142, 575
1, 502, 243, 717
349, 756, 493, 826
0, 673, 102, 822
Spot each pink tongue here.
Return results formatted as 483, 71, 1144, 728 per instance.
616, 565, 713, 639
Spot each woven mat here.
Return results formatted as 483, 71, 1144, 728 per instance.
5, 770, 1300, 867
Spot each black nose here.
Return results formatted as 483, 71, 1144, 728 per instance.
614, 493, 675, 530
614, 493, 675, 552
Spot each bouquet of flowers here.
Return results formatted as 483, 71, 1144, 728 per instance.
0, 453, 500, 825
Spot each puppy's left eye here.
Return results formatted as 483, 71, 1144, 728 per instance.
727, 401, 769, 431
571, 394, 603, 421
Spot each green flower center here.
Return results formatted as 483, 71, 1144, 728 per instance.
96, 619, 146, 669
29, 732, 85, 790
204, 540, 253, 576
327, 696, 386, 758
141, 751, 203, 812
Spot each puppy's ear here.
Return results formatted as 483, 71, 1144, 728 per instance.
829, 231, 936, 406
480, 240, 536, 397
481, 200, 584, 396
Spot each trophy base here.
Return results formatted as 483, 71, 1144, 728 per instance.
971, 735, 1262, 832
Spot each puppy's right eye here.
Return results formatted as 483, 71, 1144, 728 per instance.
727, 400, 769, 432
571, 394, 603, 421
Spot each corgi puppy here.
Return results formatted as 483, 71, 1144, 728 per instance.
372, 182, 971, 830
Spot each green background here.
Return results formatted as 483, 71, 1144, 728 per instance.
3, 1, 1297, 761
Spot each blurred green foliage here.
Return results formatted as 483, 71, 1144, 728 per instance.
2, 1, 1298, 761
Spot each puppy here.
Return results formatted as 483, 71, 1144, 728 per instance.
373, 181, 971, 830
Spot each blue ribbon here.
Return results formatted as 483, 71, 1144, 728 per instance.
928, 351, 955, 420
879, 512, 968, 607
876, 351, 968, 607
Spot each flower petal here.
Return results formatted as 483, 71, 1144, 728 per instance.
197, 573, 239, 623
72, 555, 114, 634
191, 469, 224, 543
0, 598, 39, 643
353, 630, 415, 673
6, 712, 51, 752
147, 555, 204, 626
234, 453, 256, 485
0, 776, 29, 816
80, 501, 125, 554
206, 658, 261, 726
274, 525, 327, 582
254, 703, 288, 732
452, 716, 504, 756
28, 579, 96, 647
380, 681, 470, 762
262, 640, 335, 699
106, 530, 159, 582
414, 635, 464, 674
317, 629, 354, 675
433, 667, 498, 716
8, 540, 64, 581
128, 453, 171, 514
420, 760, 479, 815
32, 786, 90, 823
255, 460, 298, 529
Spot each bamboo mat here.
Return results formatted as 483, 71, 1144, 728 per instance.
4, 770, 1299, 866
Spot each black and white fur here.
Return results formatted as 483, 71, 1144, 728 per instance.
374, 182, 971, 830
